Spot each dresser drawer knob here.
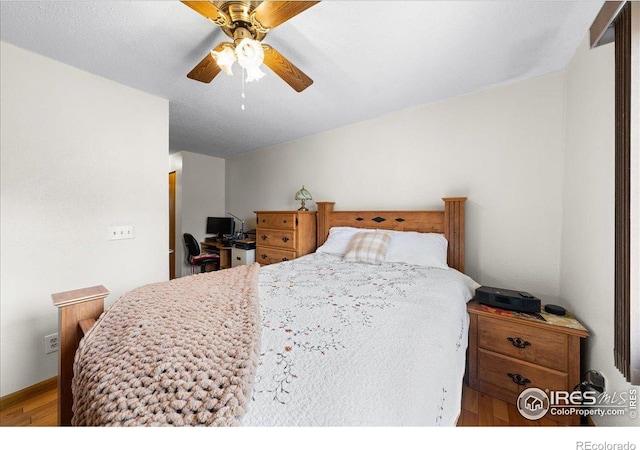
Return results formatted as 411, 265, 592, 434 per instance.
507, 373, 531, 386
261, 235, 268, 240
282, 237, 289, 242
507, 337, 531, 349
282, 257, 289, 261
261, 254, 268, 259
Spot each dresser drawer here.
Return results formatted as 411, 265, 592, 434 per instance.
231, 247, 255, 268
477, 349, 568, 402
478, 316, 568, 371
257, 213, 297, 230
256, 228, 296, 250
256, 246, 297, 265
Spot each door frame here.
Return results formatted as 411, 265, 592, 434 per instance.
169, 171, 176, 279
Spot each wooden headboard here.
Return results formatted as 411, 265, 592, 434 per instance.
316, 197, 466, 272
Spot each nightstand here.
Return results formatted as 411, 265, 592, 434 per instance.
466, 300, 589, 425
231, 246, 255, 268
254, 210, 317, 265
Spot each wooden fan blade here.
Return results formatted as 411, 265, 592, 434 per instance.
262, 44, 313, 92
253, 1, 320, 30
181, 1, 224, 22
187, 42, 228, 83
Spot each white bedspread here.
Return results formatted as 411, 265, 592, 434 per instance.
242, 253, 478, 426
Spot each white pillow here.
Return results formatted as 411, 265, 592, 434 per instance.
343, 231, 392, 265
385, 231, 449, 269
316, 226, 376, 256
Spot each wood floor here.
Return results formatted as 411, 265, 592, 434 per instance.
0, 379, 581, 427
0, 380, 57, 426
457, 384, 571, 426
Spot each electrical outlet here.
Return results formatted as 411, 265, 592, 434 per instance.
45, 333, 59, 354
108, 225, 134, 240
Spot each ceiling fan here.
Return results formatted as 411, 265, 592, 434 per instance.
182, 1, 319, 92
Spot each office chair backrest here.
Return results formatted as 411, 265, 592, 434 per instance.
183, 233, 201, 260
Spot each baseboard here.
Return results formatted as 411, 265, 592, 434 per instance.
0, 377, 57, 411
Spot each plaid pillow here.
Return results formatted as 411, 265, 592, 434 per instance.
343, 231, 392, 264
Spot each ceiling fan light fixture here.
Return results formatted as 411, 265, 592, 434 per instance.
244, 65, 266, 82
211, 47, 236, 76
235, 38, 265, 82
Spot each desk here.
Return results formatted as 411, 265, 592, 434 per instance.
200, 241, 233, 270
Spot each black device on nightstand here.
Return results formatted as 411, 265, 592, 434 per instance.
475, 286, 541, 313
544, 304, 566, 315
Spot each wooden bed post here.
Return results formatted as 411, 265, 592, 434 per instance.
316, 201, 335, 248
443, 197, 466, 273
52, 285, 109, 426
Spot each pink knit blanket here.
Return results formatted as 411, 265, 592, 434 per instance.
71, 263, 261, 426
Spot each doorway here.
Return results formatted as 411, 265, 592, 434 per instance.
169, 171, 176, 279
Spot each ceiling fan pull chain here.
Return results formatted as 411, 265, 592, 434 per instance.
241, 68, 246, 111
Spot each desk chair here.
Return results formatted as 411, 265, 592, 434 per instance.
183, 233, 219, 274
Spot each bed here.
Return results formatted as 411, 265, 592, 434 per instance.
52, 197, 476, 426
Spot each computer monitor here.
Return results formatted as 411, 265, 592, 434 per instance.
206, 217, 235, 237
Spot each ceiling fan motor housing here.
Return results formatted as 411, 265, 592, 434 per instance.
217, 1, 268, 41
225, 1, 254, 23
233, 26, 254, 45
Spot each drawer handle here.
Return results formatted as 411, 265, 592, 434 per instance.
282, 257, 289, 261
261, 235, 268, 240
261, 254, 268, 259
282, 237, 289, 242
507, 337, 531, 349
507, 373, 531, 386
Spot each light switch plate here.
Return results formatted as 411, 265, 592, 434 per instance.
108, 225, 134, 240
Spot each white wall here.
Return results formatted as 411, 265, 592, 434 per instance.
227, 72, 567, 299
0, 42, 169, 396
561, 36, 640, 426
170, 151, 225, 277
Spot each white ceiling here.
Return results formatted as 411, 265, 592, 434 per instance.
0, 1, 603, 158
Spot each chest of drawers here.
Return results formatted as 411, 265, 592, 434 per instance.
254, 210, 317, 265
466, 300, 588, 425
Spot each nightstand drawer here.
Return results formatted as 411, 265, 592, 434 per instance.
477, 349, 568, 401
257, 229, 296, 250
256, 246, 297, 265
257, 213, 297, 230
231, 247, 255, 268
478, 316, 568, 371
